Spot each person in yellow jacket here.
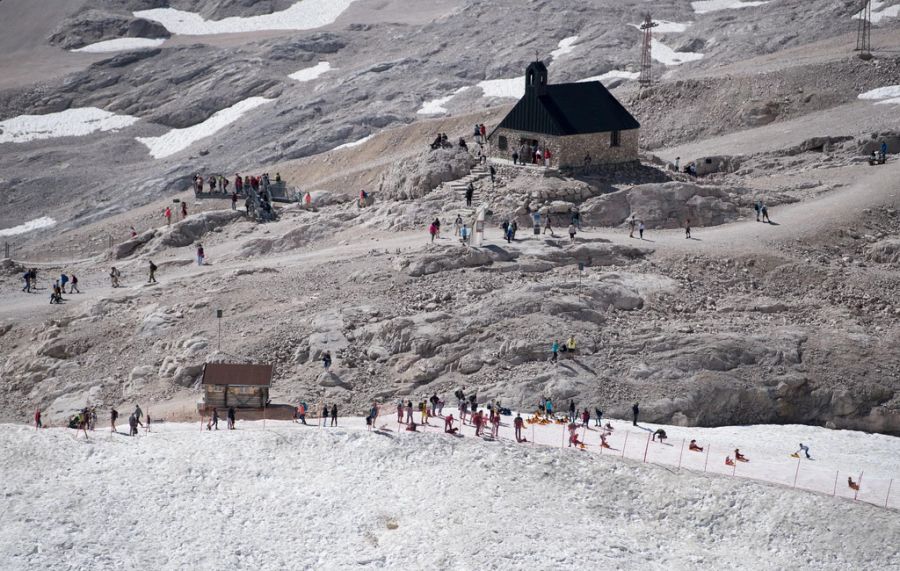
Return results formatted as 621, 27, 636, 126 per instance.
566, 336, 577, 354
420, 401, 429, 425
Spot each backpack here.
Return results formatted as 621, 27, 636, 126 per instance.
149, 262, 157, 272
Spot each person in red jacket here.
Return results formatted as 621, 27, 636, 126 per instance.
34, 408, 42, 429
444, 414, 458, 434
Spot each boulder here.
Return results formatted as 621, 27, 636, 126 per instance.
378, 147, 475, 200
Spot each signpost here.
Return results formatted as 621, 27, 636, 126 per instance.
216, 309, 223, 351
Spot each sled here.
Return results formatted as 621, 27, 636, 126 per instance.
725, 459, 735, 466
790, 453, 800, 458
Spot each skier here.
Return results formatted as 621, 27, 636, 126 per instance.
514, 413, 524, 442
632, 402, 639, 426
148, 260, 157, 284
110, 407, 118, 433
227, 406, 236, 429
330, 404, 338, 427
793, 443, 811, 459
568, 423, 584, 448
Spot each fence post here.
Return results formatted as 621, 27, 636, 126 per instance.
832, 470, 839, 496
621, 431, 629, 458
531, 423, 534, 446
642, 432, 651, 463
792, 457, 801, 488
854, 472, 864, 501
677, 438, 685, 469
561, 423, 566, 448
703, 445, 710, 473
885, 479, 893, 509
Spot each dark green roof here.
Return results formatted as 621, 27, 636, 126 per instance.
496, 81, 640, 136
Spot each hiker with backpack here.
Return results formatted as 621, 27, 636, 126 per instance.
69, 274, 80, 293
148, 260, 157, 283
196, 244, 205, 266
110, 407, 118, 433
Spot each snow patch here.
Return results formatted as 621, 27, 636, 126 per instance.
578, 70, 641, 84
859, 85, 900, 100
289, 62, 332, 82
134, 0, 356, 35
692, 0, 769, 14
0, 217, 56, 237
853, 0, 900, 23
651, 38, 704, 66
417, 86, 471, 115
332, 134, 374, 151
136, 97, 274, 159
71, 38, 167, 53
875, 97, 900, 106
477, 77, 524, 99
0, 108, 139, 144
550, 35, 579, 59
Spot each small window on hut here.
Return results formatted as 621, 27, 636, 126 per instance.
498, 136, 508, 151
610, 131, 621, 147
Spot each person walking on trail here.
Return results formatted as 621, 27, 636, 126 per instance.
632, 402, 640, 426
330, 404, 338, 427
465, 182, 474, 207
754, 200, 761, 222
639, 221, 645, 240
628, 215, 636, 238
454, 214, 463, 236
429, 221, 438, 243
110, 407, 118, 433
594, 406, 603, 427
543, 215, 555, 236
22, 270, 31, 293
322, 350, 332, 370
568, 223, 577, 243
489, 164, 496, 187
148, 260, 157, 284
367, 402, 379, 428
164, 206, 172, 226
227, 406, 236, 430
34, 408, 42, 429
211, 407, 219, 430
674, 156, 680, 172
69, 274, 80, 293
110, 267, 121, 288
550, 340, 560, 363
794, 443, 811, 459
514, 413, 524, 442
685, 219, 691, 239
405, 400, 414, 424
181, 201, 188, 220
60, 273, 69, 294
761, 203, 770, 223
196, 244, 205, 266
133, 404, 143, 428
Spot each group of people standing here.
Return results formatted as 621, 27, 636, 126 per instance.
511, 142, 553, 167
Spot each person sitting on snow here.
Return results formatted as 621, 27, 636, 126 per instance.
848, 476, 860, 491
734, 448, 748, 462
405, 421, 418, 432
599, 433, 610, 449
725, 456, 735, 466
444, 414, 458, 435
689, 439, 704, 452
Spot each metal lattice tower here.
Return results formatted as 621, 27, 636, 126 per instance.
639, 14, 659, 88
855, 0, 872, 58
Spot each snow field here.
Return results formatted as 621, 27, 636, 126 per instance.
288, 61, 332, 82
417, 86, 472, 115
578, 70, 641, 83
859, 85, 900, 100
136, 97, 275, 159
651, 38, 705, 66
134, 0, 356, 35
691, 0, 770, 14
70, 38, 167, 53
550, 36, 579, 59
0, 217, 56, 237
0, 108, 139, 144
332, 134, 375, 151
853, 0, 900, 23
1, 418, 897, 570
477, 77, 525, 99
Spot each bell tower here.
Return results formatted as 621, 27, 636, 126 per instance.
525, 60, 548, 96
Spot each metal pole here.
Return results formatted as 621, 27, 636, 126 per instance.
885, 479, 893, 509
832, 470, 839, 496
643, 432, 651, 463
621, 431, 629, 458
792, 457, 801, 488
703, 445, 710, 472
677, 438, 685, 469
854, 472, 864, 501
